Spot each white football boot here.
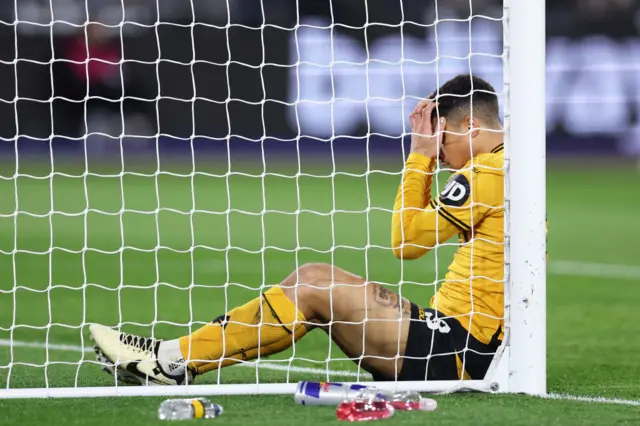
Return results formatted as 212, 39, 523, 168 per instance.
89, 324, 195, 386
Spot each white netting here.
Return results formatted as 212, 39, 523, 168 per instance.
0, 0, 534, 398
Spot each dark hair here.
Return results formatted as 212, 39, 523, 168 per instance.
431, 74, 500, 125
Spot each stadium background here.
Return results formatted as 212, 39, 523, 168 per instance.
0, 1, 639, 425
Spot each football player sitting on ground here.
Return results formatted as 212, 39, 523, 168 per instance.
90, 74, 506, 385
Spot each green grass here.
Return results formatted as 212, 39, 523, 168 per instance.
0, 158, 639, 425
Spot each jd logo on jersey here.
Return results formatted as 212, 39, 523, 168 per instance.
439, 174, 471, 207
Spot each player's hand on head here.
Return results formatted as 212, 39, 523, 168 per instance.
409, 98, 445, 159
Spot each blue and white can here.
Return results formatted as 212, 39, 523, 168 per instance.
294, 381, 371, 406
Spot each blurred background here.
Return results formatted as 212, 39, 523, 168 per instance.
0, 0, 639, 161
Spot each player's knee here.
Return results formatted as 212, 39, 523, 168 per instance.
278, 263, 334, 314
280, 263, 365, 306
281, 263, 333, 290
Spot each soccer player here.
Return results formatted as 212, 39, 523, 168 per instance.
90, 74, 505, 385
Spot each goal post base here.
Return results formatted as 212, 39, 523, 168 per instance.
0, 379, 499, 399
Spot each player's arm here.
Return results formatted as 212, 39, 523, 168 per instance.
391, 98, 459, 259
391, 153, 460, 259
392, 158, 502, 260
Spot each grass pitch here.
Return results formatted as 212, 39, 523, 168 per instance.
0, 157, 638, 425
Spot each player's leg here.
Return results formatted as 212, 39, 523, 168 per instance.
287, 263, 413, 379
90, 263, 415, 384
186, 263, 413, 379
90, 281, 307, 385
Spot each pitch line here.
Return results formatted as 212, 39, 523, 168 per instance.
191, 258, 640, 281
544, 393, 640, 407
0, 338, 370, 379
548, 260, 640, 281
1, 339, 640, 406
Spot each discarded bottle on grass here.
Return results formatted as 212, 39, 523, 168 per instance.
295, 381, 370, 406
336, 398, 395, 422
295, 381, 437, 412
357, 388, 438, 412
158, 398, 223, 420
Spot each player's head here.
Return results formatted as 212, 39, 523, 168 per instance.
430, 74, 501, 169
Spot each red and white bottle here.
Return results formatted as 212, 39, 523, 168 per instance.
336, 398, 395, 422
336, 387, 437, 421
369, 389, 438, 411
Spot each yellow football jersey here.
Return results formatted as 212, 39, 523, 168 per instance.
391, 143, 505, 345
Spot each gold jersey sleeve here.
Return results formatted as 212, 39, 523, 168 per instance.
392, 144, 505, 345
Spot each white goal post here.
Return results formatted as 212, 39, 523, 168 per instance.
502, 0, 547, 395
0, 0, 545, 399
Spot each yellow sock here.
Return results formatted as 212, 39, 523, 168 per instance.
194, 334, 302, 375
179, 287, 307, 370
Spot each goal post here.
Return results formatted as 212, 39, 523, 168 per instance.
503, 0, 547, 395
0, 0, 545, 399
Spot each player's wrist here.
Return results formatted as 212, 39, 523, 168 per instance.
406, 152, 435, 169
409, 142, 438, 159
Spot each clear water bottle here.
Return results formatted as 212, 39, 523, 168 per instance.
357, 388, 438, 411
158, 398, 223, 420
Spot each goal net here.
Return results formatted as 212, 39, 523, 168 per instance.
0, 0, 545, 398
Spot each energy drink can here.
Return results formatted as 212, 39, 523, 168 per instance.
294, 381, 372, 406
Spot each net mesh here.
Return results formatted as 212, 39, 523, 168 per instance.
0, 0, 506, 393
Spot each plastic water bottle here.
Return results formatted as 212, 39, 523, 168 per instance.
336, 398, 395, 422
158, 398, 223, 420
357, 388, 438, 411
294, 381, 438, 411
336, 387, 437, 421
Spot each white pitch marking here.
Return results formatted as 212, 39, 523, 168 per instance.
0, 338, 370, 378
545, 393, 640, 406
548, 260, 640, 281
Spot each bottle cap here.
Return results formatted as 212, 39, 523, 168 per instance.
419, 398, 438, 411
